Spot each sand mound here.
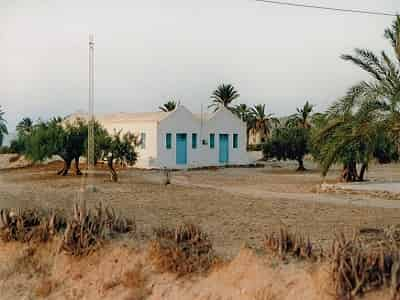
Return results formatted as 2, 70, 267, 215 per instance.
0, 154, 32, 169
0, 240, 394, 300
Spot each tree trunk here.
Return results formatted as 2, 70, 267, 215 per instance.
60, 158, 72, 176
107, 156, 118, 182
57, 160, 66, 175
296, 158, 306, 171
74, 156, 82, 175
358, 163, 367, 181
341, 161, 358, 182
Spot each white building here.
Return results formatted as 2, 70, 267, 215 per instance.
84, 105, 250, 169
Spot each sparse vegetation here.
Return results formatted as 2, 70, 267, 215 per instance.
149, 223, 216, 276
331, 229, 400, 299
0, 208, 66, 243
264, 226, 315, 260
60, 201, 135, 256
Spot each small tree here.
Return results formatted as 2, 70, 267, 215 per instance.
24, 118, 89, 176
10, 117, 34, 153
102, 131, 138, 182
263, 127, 309, 171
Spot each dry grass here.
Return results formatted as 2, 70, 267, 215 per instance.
60, 200, 135, 256
149, 223, 216, 276
254, 287, 277, 300
331, 229, 400, 299
35, 279, 54, 298
0, 208, 66, 243
264, 226, 317, 260
0, 245, 51, 282
121, 262, 151, 300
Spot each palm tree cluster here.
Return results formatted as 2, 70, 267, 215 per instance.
158, 84, 281, 146
312, 16, 400, 182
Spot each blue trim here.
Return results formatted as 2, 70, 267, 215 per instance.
219, 134, 229, 163
192, 133, 197, 149
210, 133, 215, 149
176, 133, 187, 165
166, 133, 172, 149
233, 134, 238, 148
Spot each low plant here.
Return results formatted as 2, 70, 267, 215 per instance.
264, 226, 314, 259
149, 223, 215, 276
60, 201, 135, 256
0, 208, 66, 243
331, 231, 400, 299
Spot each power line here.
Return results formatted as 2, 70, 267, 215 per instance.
255, 0, 398, 17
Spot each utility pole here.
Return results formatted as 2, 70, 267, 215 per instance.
88, 34, 95, 180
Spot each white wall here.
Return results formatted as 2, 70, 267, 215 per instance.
101, 120, 158, 168
156, 106, 203, 169
99, 106, 251, 169
203, 108, 249, 166
156, 106, 250, 169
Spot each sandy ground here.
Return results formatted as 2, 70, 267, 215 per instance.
0, 239, 391, 300
1, 159, 400, 257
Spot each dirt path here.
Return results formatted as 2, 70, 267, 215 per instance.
171, 175, 400, 209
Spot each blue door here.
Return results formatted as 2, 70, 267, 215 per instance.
219, 134, 229, 163
176, 133, 187, 165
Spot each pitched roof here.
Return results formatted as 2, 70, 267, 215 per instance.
65, 111, 172, 124
193, 112, 213, 121
100, 112, 171, 122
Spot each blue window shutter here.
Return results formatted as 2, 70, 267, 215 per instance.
192, 133, 197, 149
210, 133, 215, 149
166, 133, 172, 149
233, 134, 238, 148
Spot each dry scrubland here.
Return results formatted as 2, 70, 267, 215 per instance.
1, 157, 400, 299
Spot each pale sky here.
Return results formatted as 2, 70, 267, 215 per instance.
1, 0, 399, 142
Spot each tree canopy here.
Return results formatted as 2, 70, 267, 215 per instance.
209, 84, 240, 111
311, 16, 400, 181
159, 100, 177, 112
0, 106, 8, 147
263, 127, 310, 171
101, 131, 138, 182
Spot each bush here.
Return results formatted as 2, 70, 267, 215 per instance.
0, 146, 13, 154
263, 127, 310, 171
331, 230, 400, 298
264, 226, 315, 260
149, 223, 215, 276
0, 208, 66, 243
60, 201, 135, 256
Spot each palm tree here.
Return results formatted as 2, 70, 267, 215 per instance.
249, 104, 280, 144
312, 16, 400, 182
209, 84, 240, 111
312, 99, 382, 182
286, 101, 314, 129
233, 104, 253, 146
159, 100, 177, 112
339, 16, 400, 141
233, 104, 252, 122
0, 106, 8, 146
16, 117, 33, 136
